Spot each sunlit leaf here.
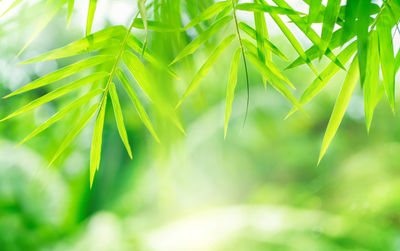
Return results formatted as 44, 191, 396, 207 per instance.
320, 0, 341, 54
183, 1, 231, 30
176, 34, 235, 108
67, 0, 74, 28
138, 0, 148, 56
319, 57, 359, 164
109, 82, 133, 159
86, 0, 98, 35
224, 48, 241, 138
236, 3, 302, 15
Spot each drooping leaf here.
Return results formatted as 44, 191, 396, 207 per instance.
238, 22, 287, 60
183, 1, 231, 30
176, 34, 235, 108
236, 2, 302, 15
320, 0, 341, 54
308, 0, 321, 24
340, 0, 358, 44
169, 15, 233, 65
253, 0, 268, 67
67, 0, 74, 28
357, 0, 372, 86
86, 0, 98, 35
246, 51, 305, 113
116, 69, 160, 143
286, 41, 357, 118
5, 55, 113, 98
109, 82, 133, 158
138, 0, 148, 56
364, 31, 380, 132
270, 13, 319, 77
90, 94, 107, 187
18, 89, 103, 146
319, 57, 359, 164
0, 0, 24, 18
48, 103, 100, 167
224, 48, 241, 138
377, 10, 396, 112
20, 26, 126, 64
0, 72, 108, 122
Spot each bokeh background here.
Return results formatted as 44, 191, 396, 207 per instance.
1, 0, 400, 250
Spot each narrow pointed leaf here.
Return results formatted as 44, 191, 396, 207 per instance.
86, 0, 98, 35
357, 0, 371, 86
138, 0, 148, 56
109, 82, 133, 158
20, 26, 126, 64
116, 69, 160, 143
169, 15, 233, 65
177, 34, 235, 108
5, 55, 113, 98
0, 0, 23, 17
308, 0, 321, 24
90, 95, 107, 187
48, 103, 100, 167
224, 48, 241, 138
67, 0, 74, 27
238, 22, 287, 61
236, 3, 302, 15
18, 89, 103, 145
0, 72, 108, 122
377, 10, 396, 112
319, 57, 359, 164
320, 0, 341, 54
183, 1, 231, 30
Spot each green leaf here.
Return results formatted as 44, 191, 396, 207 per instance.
67, 0, 74, 28
253, 1, 268, 67
20, 26, 126, 64
271, 0, 346, 70
377, 10, 396, 112
86, 0, 98, 36
127, 35, 181, 80
169, 15, 233, 65
17, 0, 66, 56
308, 0, 321, 24
0, 0, 23, 18
364, 31, 380, 132
176, 34, 235, 108
116, 69, 160, 143
236, 3, 302, 15
320, 0, 341, 54
270, 13, 319, 77
242, 39, 294, 89
109, 82, 133, 158
341, 0, 358, 44
318, 57, 359, 164
48, 103, 100, 167
246, 51, 305, 114
138, 0, 148, 56
0, 72, 108, 122
5, 55, 113, 98
18, 89, 103, 146
286, 41, 357, 118
357, 0, 372, 86
90, 94, 107, 188
224, 48, 241, 138
183, 1, 231, 30
238, 22, 287, 61
132, 19, 178, 32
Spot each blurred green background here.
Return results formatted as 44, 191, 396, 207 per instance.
1, 0, 400, 250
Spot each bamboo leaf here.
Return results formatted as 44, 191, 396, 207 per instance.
377, 10, 396, 112
132, 19, 178, 32
109, 82, 133, 158
48, 103, 100, 167
138, 0, 148, 56
224, 48, 241, 138
238, 22, 288, 61
5, 55, 113, 99
86, 0, 98, 35
176, 34, 235, 108
90, 94, 107, 187
364, 31, 379, 132
169, 15, 233, 65
319, 57, 359, 164
183, 1, 231, 30
357, 0, 371, 86
18, 89, 103, 146
20, 26, 126, 64
67, 0, 74, 28
236, 3, 302, 15
116, 69, 160, 143
320, 0, 341, 54
287, 41, 357, 118
0, 0, 23, 18
246, 51, 305, 114
0, 72, 108, 122
308, 0, 321, 24
253, 0, 268, 66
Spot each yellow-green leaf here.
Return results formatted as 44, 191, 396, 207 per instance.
109, 82, 133, 158
86, 0, 98, 35
183, 1, 231, 30
224, 48, 241, 138
236, 3, 302, 15
319, 57, 359, 164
